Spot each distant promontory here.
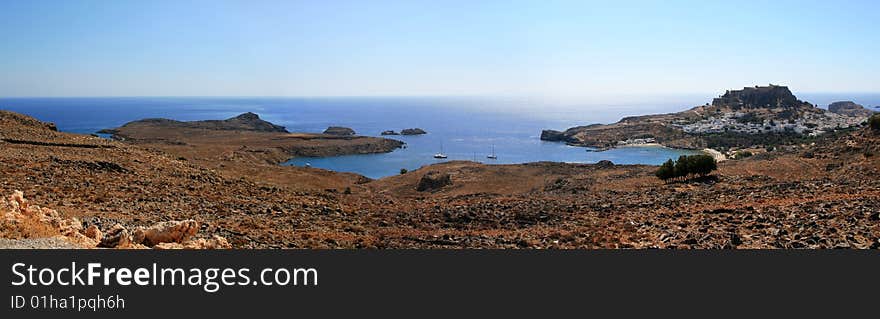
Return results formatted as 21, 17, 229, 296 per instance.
541, 85, 872, 150
99, 113, 403, 163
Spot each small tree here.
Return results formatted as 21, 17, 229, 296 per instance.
656, 154, 717, 182
870, 114, 880, 131
655, 159, 675, 181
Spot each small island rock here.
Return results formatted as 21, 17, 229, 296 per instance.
400, 128, 427, 135
323, 126, 356, 136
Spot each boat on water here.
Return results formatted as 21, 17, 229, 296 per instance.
486, 144, 497, 159
433, 144, 448, 159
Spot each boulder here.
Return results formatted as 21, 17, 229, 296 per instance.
99, 224, 132, 248
416, 171, 452, 192
83, 225, 103, 242
400, 128, 427, 135
323, 126, 356, 136
132, 220, 199, 246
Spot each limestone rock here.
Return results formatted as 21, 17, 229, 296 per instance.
99, 224, 132, 248
154, 235, 232, 249
84, 225, 103, 242
323, 126, 356, 136
132, 220, 199, 246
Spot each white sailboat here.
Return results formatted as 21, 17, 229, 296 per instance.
486, 144, 497, 159
433, 143, 447, 159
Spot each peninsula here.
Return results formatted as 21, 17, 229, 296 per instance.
542, 85, 871, 153
99, 112, 404, 164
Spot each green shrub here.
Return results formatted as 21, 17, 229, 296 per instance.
870, 114, 880, 131
655, 159, 675, 180
656, 154, 717, 182
735, 151, 753, 159
399, 168, 408, 174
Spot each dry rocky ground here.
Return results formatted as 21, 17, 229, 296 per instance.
1, 110, 878, 249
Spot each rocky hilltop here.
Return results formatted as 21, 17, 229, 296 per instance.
542, 85, 870, 150
829, 101, 874, 117
711, 85, 809, 110
100, 112, 287, 135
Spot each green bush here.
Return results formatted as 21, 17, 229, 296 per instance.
655, 159, 675, 180
399, 168, 408, 174
656, 154, 717, 182
870, 114, 880, 131
735, 151, 753, 159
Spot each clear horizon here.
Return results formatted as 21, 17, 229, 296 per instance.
2, 1, 879, 97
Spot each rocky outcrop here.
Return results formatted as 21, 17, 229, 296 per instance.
828, 101, 874, 117
101, 112, 288, 135
416, 171, 452, 192
711, 85, 809, 109
540, 129, 570, 142
1, 190, 229, 249
381, 130, 399, 135
323, 126, 356, 136
99, 224, 132, 248
132, 220, 199, 246
594, 160, 614, 168
400, 128, 427, 135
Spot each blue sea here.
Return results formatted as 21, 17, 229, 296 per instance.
2, 94, 877, 178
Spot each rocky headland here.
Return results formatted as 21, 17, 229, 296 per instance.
542, 85, 871, 151
100, 113, 403, 164
99, 112, 287, 135
828, 101, 874, 117
323, 126, 356, 136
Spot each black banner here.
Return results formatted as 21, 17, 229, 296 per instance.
1, 250, 877, 317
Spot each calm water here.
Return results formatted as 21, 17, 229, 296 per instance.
3, 94, 876, 178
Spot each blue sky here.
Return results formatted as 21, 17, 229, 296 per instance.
1, 0, 878, 97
